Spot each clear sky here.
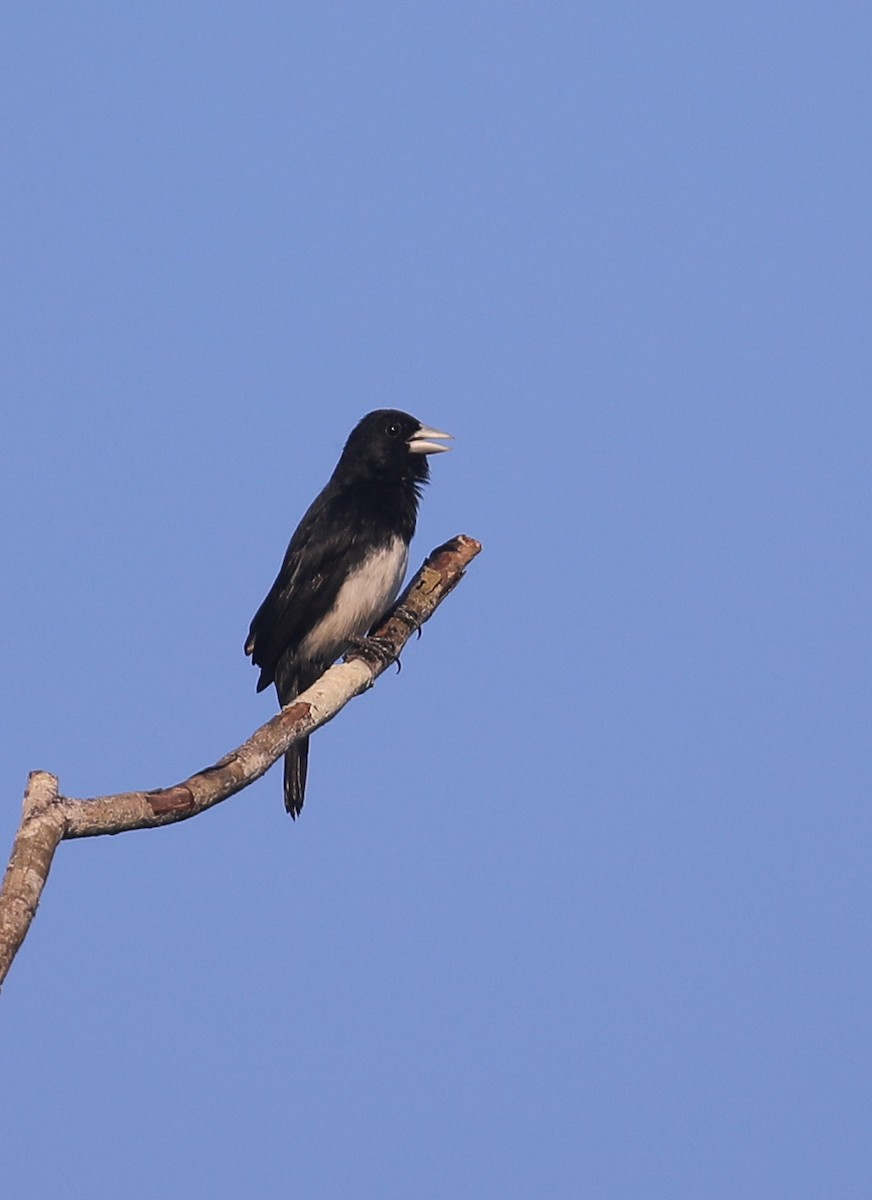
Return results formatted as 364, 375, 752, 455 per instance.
2, 3, 871, 1197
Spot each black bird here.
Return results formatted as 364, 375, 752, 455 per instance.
245, 409, 452, 817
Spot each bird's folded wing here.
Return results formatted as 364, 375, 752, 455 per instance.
245, 490, 364, 689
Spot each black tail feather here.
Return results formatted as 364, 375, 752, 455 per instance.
283, 737, 309, 818
275, 658, 319, 818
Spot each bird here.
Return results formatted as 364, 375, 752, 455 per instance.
245, 409, 453, 817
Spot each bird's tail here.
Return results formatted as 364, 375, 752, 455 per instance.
275, 660, 317, 818
283, 739, 309, 819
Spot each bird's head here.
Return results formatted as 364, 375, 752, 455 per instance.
340, 409, 453, 484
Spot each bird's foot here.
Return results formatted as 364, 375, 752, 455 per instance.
344, 635, 402, 673
391, 603, 423, 638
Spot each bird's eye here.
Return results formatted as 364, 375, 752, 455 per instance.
386, 420, 401, 438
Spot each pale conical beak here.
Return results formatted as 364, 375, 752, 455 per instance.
407, 424, 453, 454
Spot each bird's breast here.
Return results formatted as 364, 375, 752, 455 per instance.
298, 537, 409, 664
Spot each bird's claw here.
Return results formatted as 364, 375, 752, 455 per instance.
344, 635, 402, 673
391, 603, 423, 638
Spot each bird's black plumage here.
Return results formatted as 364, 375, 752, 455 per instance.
245, 409, 452, 816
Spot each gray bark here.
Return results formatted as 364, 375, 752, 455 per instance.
0, 535, 481, 989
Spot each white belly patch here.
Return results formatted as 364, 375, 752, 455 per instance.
299, 537, 409, 663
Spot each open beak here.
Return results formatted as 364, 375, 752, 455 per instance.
407, 423, 454, 455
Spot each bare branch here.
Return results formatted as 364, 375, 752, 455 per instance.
0, 534, 481, 989
0, 772, 65, 987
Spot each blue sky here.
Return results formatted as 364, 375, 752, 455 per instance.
2, 4, 871, 1197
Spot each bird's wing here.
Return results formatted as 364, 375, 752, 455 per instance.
244, 489, 363, 691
